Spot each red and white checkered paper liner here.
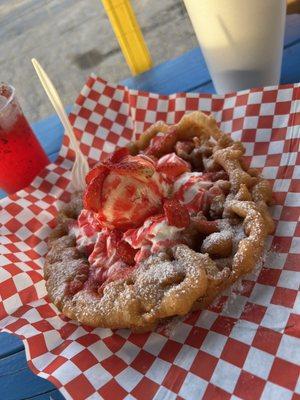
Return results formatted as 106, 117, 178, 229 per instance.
1, 75, 300, 400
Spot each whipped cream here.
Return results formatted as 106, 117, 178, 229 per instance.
173, 172, 213, 213
74, 170, 217, 267
124, 214, 184, 263
69, 210, 99, 254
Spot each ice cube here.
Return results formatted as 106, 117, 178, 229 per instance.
0, 95, 8, 111
0, 94, 20, 130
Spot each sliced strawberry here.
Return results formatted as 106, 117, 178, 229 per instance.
109, 265, 135, 281
116, 241, 137, 265
108, 155, 156, 181
83, 171, 108, 212
193, 172, 215, 182
145, 129, 177, 158
83, 151, 164, 230
109, 147, 129, 163
157, 153, 191, 179
163, 198, 190, 228
85, 243, 95, 256
85, 164, 107, 184
110, 160, 154, 178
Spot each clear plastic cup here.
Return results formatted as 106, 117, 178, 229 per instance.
0, 83, 49, 194
183, 0, 286, 93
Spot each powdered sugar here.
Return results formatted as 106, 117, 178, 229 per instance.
202, 230, 233, 249
218, 218, 245, 253
220, 244, 269, 317
124, 215, 184, 263
173, 172, 213, 209
158, 315, 186, 336
69, 211, 99, 253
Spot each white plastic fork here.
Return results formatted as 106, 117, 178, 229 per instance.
31, 58, 89, 191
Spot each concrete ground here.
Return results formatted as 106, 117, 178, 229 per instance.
0, 0, 198, 122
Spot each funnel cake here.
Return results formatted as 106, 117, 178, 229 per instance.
45, 112, 274, 332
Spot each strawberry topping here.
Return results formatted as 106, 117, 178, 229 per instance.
83, 169, 108, 212
163, 198, 190, 228
116, 240, 137, 265
109, 147, 129, 163
83, 149, 168, 230
157, 152, 191, 180
145, 128, 178, 158
173, 172, 213, 214
124, 214, 185, 263
74, 145, 230, 295
85, 164, 108, 184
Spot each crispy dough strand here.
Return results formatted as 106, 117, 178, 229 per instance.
129, 111, 223, 156
213, 145, 255, 191
147, 246, 208, 319
251, 178, 275, 234
235, 184, 252, 201
128, 121, 169, 155
252, 178, 273, 204
226, 200, 266, 278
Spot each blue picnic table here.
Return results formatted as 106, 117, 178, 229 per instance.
1, 14, 300, 400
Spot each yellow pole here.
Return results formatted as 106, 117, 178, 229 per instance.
101, 0, 153, 76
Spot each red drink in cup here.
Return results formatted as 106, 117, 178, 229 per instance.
0, 84, 49, 194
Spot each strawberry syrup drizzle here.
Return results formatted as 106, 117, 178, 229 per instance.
69, 143, 229, 296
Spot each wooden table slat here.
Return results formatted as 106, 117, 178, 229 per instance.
0, 333, 24, 360
27, 389, 65, 400
0, 351, 54, 400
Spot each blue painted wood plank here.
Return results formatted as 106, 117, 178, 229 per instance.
31, 104, 72, 159
281, 41, 300, 84
284, 14, 300, 47
0, 351, 55, 400
0, 334, 64, 399
32, 115, 64, 158
122, 46, 209, 94
27, 389, 65, 400
0, 350, 29, 376
0, 333, 24, 359
192, 81, 215, 94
